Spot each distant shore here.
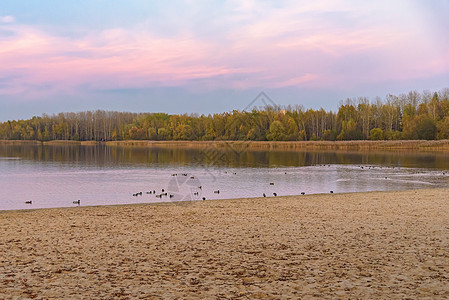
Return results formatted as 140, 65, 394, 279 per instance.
2, 139, 449, 152
1, 188, 448, 298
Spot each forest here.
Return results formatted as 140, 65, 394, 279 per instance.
1, 88, 449, 142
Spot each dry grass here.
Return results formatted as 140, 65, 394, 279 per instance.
106, 140, 449, 152
3, 139, 449, 151
0, 140, 41, 145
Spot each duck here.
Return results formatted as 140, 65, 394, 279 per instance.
214, 190, 220, 194
273, 193, 277, 196
73, 200, 80, 204
25, 200, 32, 204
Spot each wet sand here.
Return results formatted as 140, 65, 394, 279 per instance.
1, 189, 448, 299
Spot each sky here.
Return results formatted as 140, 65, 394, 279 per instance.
1, 0, 448, 121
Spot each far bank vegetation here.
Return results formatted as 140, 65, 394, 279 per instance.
1, 88, 449, 142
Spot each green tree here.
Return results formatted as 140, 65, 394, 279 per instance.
337, 120, 361, 140
43, 127, 51, 141
416, 118, 436, 140
436, 116, 449, 139
157, 128, 170, 140
370, 128, 384, 140
384, 130, 402, 140
129, 126, 146, 140
173, 124, 193, 140
267, 121, 287, 141
401, 115, 418, 139
322, 129, 337, 141
1, 87, 449, 142
148, 127, 157, 140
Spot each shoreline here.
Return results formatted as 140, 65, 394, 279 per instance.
2, 139, 449, 152
0, 190, 393, 213
1, 188, 448, 298
0, 187, 444, 213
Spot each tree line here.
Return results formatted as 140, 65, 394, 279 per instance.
1, 88, 449, 142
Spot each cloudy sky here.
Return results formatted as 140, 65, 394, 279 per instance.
1, 0, 448, 121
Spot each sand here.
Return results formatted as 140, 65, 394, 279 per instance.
1, 189, 448, 299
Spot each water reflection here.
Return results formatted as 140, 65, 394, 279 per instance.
2, 144, 449, 169
1, 144, 449, 211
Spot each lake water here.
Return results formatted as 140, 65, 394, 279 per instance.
1, 144, 449, 210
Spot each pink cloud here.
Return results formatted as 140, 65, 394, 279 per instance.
0, 25, 256, 96
0, 15, 14, 23
0, 2, 448, 100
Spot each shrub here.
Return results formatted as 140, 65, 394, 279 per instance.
369, 128, 384, 140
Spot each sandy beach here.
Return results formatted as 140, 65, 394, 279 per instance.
1, 189, 448, 299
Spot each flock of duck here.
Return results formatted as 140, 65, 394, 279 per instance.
127, 171, 335, 204
23, 169, 337, 206
133, 189, 174, 199
131, 172, 222, 201
21, 165, 449, 206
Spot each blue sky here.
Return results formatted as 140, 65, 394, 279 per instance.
1, 0, 448, 121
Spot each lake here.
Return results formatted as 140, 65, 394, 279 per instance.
1, 143, 449, 210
